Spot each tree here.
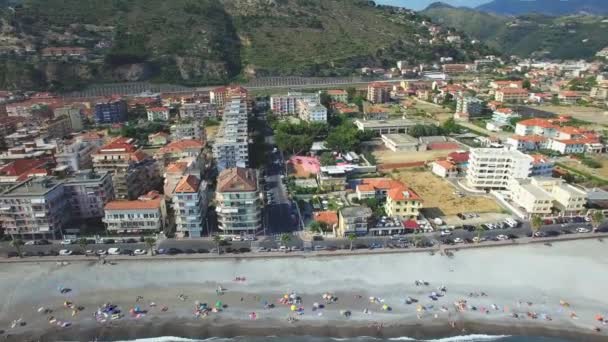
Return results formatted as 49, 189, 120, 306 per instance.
325, 124, 358, 152
144, 237, 156, 256
522, 79, 531, 89
591, 211, 604, 232
475, 226, 485, 243
309, 221, 323, 234
78, 238, 89, 254
346, 87, 357, 102
530, 215, 543, 237
280, 233, 291, 248
319, 91, 332, 109
212, 235, 222, 255
320, 152, 336, 166
441, 118, 460, 134
10, 239, 23, 258
347, 233, 357, 250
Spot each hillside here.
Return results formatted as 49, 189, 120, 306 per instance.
0, 0, 494, 91
476, 0, 608, 16
422, 4, 608, 59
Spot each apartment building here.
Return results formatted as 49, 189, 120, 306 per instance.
510, 177, 587, 217
0, 177, 69, 239
154, 139, 204, 169
170, 122, 204, 141
147, 107, 170, 121
64, 170, 114, 220
215, 167, 261, 235
92, 137, 160, 199
54, 105, 84, 132
55, 137, 99, 171
270, 92, 319, 116
529, 154, 554, 177
40, 116, 71, 139
212, 96, 249, 172
384, 184, 422, 218
326, 89, 348, 103
515, 118, 559, 137
94, 99, 128, 124
210, 86, 249, 114
163, 157, 201, 199
495, 88, 529, 102
466, 148, 533, 190
506, 135, 548, 151
179, 103, 218, 120
173, 174, 207, 238
103, 191, 167, 234
454, 96, 483, 120
297, 99, 327, 122
337, 206, 373, 237
367, 83, 390, 104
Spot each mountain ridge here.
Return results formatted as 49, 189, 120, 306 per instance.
475, 0, 608, 16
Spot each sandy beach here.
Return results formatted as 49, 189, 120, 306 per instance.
1, 239, 607, 341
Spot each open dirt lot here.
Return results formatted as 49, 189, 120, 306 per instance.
205, 126, 220, 142
393, 169, 503, 218
537, 105, 608, 126
559, 155, 608, 180
407, 100, 453, 123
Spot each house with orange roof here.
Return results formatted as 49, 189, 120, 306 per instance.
215, 167, 261, 235
355, 178, 407, 200
326, 89, 348, 103
173, 174, 208, 238
490, 80, 523, 89
154, 139, 204, 170
558, 91, 583, 104
495, 88, 529, 103
92, 137, 160, 199
163, 157, 201, 200
515, 118, 559, 137
384, 184, 422, 218
148, 132, 169, 146
506, 135, 549, 151
431, 160, 457, 178
103, 191, 167, 234
313, 211, 339, 232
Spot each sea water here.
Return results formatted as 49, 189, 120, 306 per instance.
113, 336, 574, 342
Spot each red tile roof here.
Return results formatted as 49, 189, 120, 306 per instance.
313, 211, 338, 227
0, 159, 48, 176
99, 137, 137, 153
217, 167, 257, 193
427, 142, 460, 150
165, 161, 189, 173
157, 139, 204, 154
434, 160, 456, 170
326, 89, 347, 95
497, 88, 528, 95
130, 150, 150, 162
448, 151, 470, 163
357, 178, 404, 192
510, 135, 547, 142
174, 175, 200, 193
516, 118, 557, 129
387, 185, 422, 201
105, 191, 163, 210
403, 219, 419, 230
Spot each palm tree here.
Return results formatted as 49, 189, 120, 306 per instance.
475, 226, 485, 243
347, 233, 357, 250
10, 239, 23, 258
212, 235, 222, 255
591, 211, 604, 232
530, 215, 543, 237
280, 233, 291, 251
78, 238, 89, 254
144, 237, 156, 256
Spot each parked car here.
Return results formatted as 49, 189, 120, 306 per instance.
107, 247, 121, 255
59, 249, 72, 256
453, 237, 464, 244
440, 230, 452, 237
96, 249, 107, 255
576, 227, 590, 233
61, 239, 73, 245
24, 241, 36, 245
133, 249, 147, 256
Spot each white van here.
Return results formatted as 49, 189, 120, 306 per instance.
107, 247, 121, 255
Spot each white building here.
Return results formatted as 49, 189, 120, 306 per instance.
170, 122, 204, 141
270, 92, 319, 116
297, 99, 327, 122
173, 174, 207, 238
466, 148, 533, 190
103, 191, 167, 233
510, 177, 587, 217
179, 103, 217, 120
215, 167, 262, 235
55, 138, 98, 171
147, 107, 170, 121
454, 96, 483, 120
212, 96, 249, 172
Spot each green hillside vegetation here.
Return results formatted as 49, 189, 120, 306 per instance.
0, 0, 494, 90
422, 5, 608, 59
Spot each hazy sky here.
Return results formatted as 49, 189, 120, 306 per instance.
376, 0, 492, 10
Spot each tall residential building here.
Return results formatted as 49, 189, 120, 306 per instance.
210, 86, 249, 115
94, 99, 128, 124
212, 96, 249, 172
270, 92, 319, 116
173, 174, 208, 238
0, 177, 69, 239
454, 96, 483, 120
163, 157, 201, 200
179, 103, 218, 120
170, 122, 205, 141
466, 148, 533, 190
147, 107, 170, 121
154, 139, 204, 171
510, 177, 587, 217
103, 191, 167, 234
367, 83, 390, 104
64, 170, 114, 220
55, 138, 98, 172
337, 206, 373, 237
54, 106, 84, 132
92, 137, 160, 199
215, 167, 261, 235
297, 99, 327, 122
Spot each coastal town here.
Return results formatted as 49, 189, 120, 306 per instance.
1, 54, 608, 258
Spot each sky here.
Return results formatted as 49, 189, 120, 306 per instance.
376, 0, 492, 10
